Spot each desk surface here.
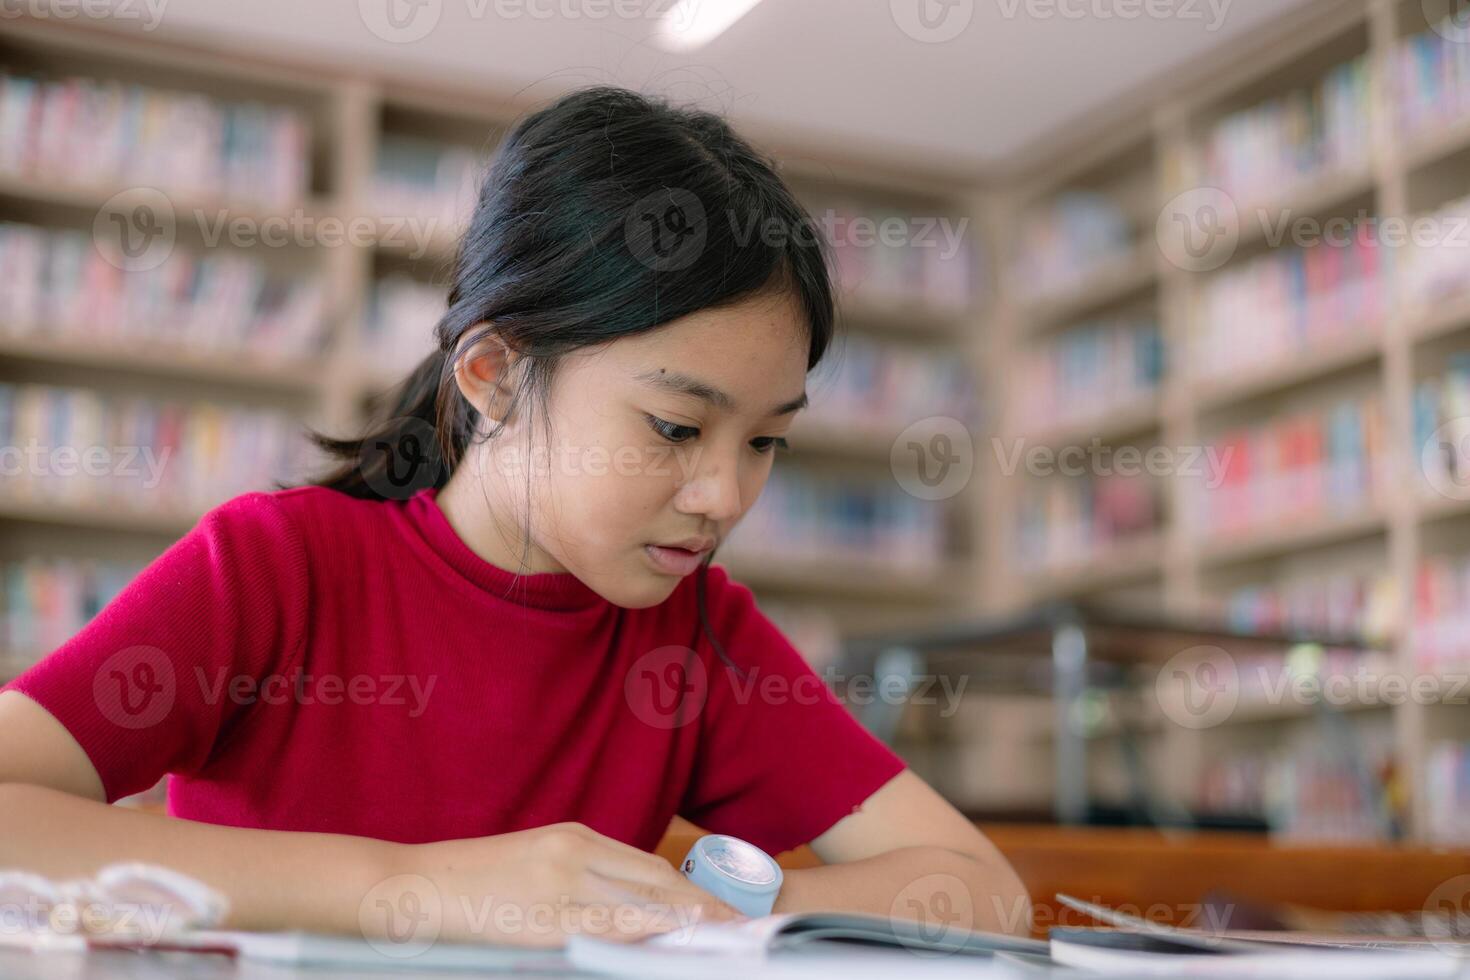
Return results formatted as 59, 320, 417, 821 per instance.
0, 948, 588, 980
0, 945, 1076, 979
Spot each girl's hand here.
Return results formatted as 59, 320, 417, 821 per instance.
371, 821, 746, 948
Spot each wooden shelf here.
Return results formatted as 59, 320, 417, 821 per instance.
1221, 692, 1394, 724
1019, 532, 1163, 598
1017, 397, 1161, 448
785, 417, 902, 460
1404, 290, 1470, 344
836, 295, 973, 336
719, 553, 971, 602
1189, 328, 1383, 412
1017, 247, 1156, 328
1416, 490, 1470, 524
1401, 111, 1470, 173
0, 498, 199, 536
0, 172, 336, 234
1230, 166, 1376, 251
368, 214, 462, 261
0, 331, 327, 392
1196, 507, 1386, 568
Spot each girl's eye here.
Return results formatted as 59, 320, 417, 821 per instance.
646, 415, 791, 455
646, 415, 699, 443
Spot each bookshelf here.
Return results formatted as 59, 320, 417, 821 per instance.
7, 3, 1468, 846
982, 0, 1470, 842
0, 16, 989, 692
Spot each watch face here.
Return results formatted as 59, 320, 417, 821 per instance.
701, 836, 777, 886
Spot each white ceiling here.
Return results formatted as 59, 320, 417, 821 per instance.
103, 0, 1313, 175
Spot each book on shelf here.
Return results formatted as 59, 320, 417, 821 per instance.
1017, 315, 1163, 433
724, 468, 948, 572
363, 274, 444, 367
1016, 472, 1161, 575
1394, 17, 1470, 140
1012, 191, 1136, 302
1199, 395, 1383, 538
1193, 227, 1383, 384
1200, 53, 1372, 206
374, 132, 485, 233
1424, 741, 1470, 846
1400, 194, 1470, 314
804, 332, 977, 435
1412, 549, 1470, 674
1218, 571, 1397, 643
0, 220, 327, 360
1414, 353, 1470, 500
1195, 735, 1399, 844
815, 196, 977, 313
0, 382, 316, 518
0, 69, 310, 208
1, 557, 144, 669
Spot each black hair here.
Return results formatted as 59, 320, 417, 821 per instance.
300, 85, 837, 674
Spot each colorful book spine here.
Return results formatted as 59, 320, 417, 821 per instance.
1412, 548, 1470, 675
1201, 53, 1373, 204
723, 468, 947, 571
1194, 231, 1383, 382
805, 334, 978, 434
373, 133, 485, 231
1414, 353, 1470, 501
1012, 191, 1133, 301
1017, 315, 1163, 430
0, 382, 315, 517
1199, 395, 1383, 536
1218, 572, 1398, 642
1425, 741, 1470, 845
0, 70, 310, 207
1015, 473, 1160, 573
1198, 733, 1396, 843
1398, 193, 1470, 308
0, 221, 326, 358
364, 274, 445, 366
818, 198, 977, 313
1394, 20, 1470, 139
1, 557, 143, 667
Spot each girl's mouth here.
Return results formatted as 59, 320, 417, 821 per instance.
644, 544, 708, 576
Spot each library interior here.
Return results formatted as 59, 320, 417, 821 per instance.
2, 0, 1470, 973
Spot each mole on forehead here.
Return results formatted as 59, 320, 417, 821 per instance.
636, 367, 808, 417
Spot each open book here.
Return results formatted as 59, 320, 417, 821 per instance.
565, 898, 1469, 979
1045, 895, 1468, 978
564, 910, 1048, 976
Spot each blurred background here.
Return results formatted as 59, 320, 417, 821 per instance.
4, 0, 1470, 927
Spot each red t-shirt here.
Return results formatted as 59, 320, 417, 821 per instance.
3, 485, 906, 855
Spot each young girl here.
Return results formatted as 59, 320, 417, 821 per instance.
0, 86, 1028, 947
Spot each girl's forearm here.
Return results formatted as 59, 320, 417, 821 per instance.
0, 782, 399, 936
771, 845, 1034, 937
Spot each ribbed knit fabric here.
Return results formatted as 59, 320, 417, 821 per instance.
3, 485, 906, 855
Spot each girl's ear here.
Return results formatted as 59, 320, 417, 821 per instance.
451, 331, 521, 425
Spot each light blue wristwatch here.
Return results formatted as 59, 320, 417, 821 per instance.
679, 833, 783, 919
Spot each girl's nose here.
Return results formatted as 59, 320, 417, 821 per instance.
677, 465, 742, 525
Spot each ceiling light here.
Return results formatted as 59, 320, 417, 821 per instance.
655, 0, 765, 51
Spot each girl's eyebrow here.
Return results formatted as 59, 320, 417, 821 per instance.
634, 369, 808, 417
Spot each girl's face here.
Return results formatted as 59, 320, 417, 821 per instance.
447, 289, 811, 609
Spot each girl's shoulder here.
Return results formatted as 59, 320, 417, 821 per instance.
191, 485, 392, 559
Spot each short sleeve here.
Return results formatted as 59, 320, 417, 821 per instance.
0, 491, 309, 803
677, 565, 907, 855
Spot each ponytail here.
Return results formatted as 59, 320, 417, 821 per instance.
303, 346, 464, 501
